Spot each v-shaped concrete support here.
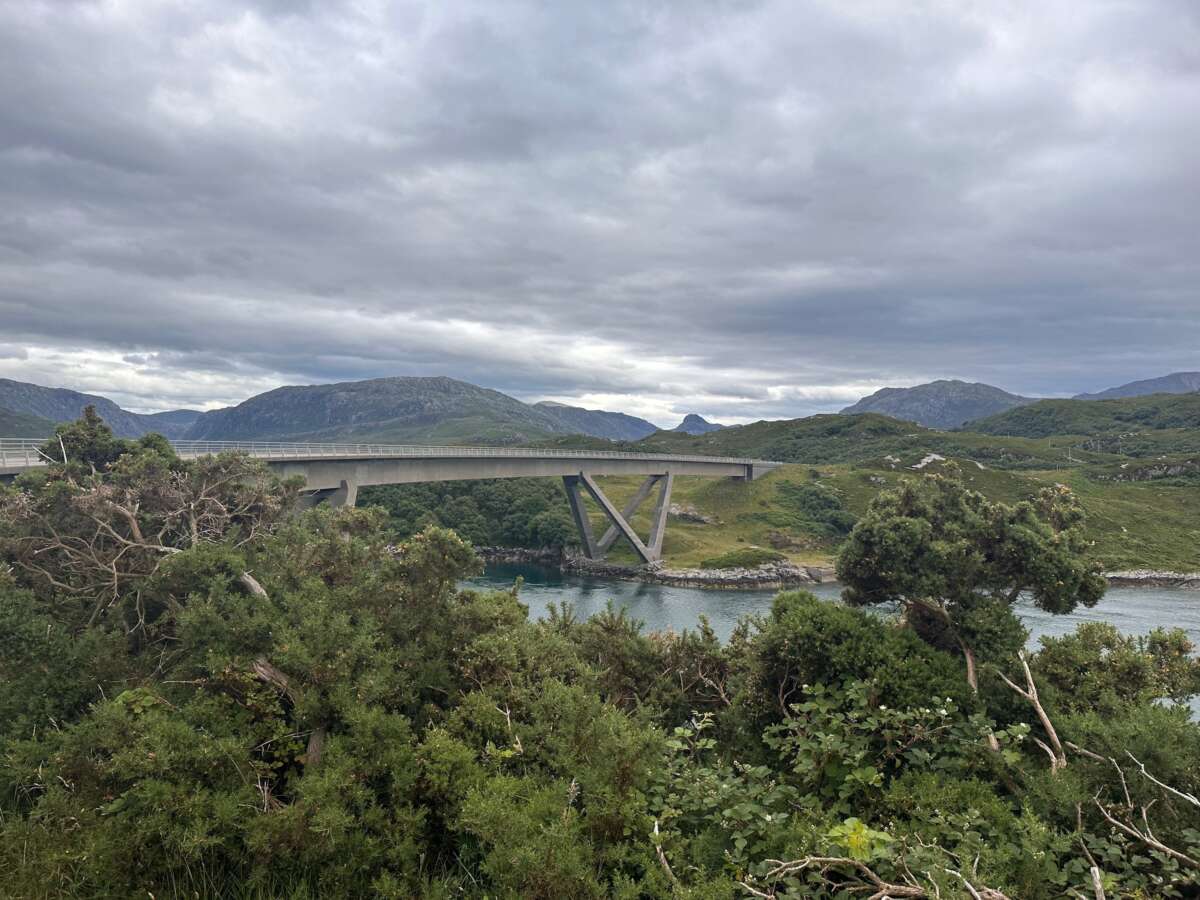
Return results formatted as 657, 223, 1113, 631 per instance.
562, 475, 598, 558
563, 471, 673, 564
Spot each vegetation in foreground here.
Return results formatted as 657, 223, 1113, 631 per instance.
2, 413, 1200, 898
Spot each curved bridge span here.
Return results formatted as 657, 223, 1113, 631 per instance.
0, 439, 781, 564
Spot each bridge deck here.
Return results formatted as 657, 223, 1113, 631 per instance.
0, 439, 779, 485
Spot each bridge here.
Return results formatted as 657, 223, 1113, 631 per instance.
0, 439, 781, 564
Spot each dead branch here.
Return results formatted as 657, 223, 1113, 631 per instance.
652, 820, 678, 885
304, 725, 327, 767
1094, 795, 1200, 868
944, 866, 1013, 900
741, 856, 925, 900
238, 571, 269, 600
252, 656, 296, 703
997, 651, 1066, 772
1125, 751, 1200, 809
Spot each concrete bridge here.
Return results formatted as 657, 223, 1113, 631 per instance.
0, 439, 780, 564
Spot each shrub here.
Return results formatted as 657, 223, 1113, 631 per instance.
699, 546, 786, 569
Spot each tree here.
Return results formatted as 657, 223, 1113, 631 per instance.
2, 413, 296, 636
38, 404, 131, 472
836, 465, 1106, 697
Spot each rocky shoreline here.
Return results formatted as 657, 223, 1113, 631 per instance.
476, 546, 837, 589
1103, 570, 1200, 590
476, 547, 1200, 592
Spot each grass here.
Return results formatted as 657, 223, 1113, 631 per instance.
699, 547, 787, 568
578, 456, 1200, 573
969, 391, 1200, 437
542, 399, 1200, 572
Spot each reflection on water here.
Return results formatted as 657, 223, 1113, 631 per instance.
467, 563, 1200, 651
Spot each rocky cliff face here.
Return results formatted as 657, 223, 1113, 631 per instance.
840, 380, 1035, 430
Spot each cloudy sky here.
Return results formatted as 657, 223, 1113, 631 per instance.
1, 0, 1198, 425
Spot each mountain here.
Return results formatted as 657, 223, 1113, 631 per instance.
968, 392, 1200, 438
139, 409, 204, 438
0, 378, 202, 438
840, 380, 1035, 430
1074, 372, 1200, 401
184, 376, 576, 444
0, 405, 57, 438
672, 414, 725, 435
532, 402, 657, 441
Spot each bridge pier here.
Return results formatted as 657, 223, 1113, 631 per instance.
563, 471, 673, 564
299, 478, 358, 509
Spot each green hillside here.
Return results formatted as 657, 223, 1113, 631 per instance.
968, 391, 1200, 438
546, 413, 1122, 470
564, 456, 1199, 572
520, 402, 1200, 572
184, 376, 570, 445
0, 406, 55, 438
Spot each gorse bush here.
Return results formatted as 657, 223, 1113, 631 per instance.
1, 414, 1199, 898
699, 546, 787, 569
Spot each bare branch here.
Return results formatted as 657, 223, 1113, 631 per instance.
1125, 751, 1200, 809
998, 651, 1066, 772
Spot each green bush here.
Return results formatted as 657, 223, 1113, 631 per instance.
699, 546, 786, 568
3, 414, 1200, 898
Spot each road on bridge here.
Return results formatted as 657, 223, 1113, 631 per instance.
0, 438, 781, 564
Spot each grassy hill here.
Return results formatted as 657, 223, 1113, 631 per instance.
185, 376, 571, 445
579, 457, 1199, 572
532, 399, 1200, 572
840, 379, 1035, 428
552, 413, 1121, 470
0, 406, 55, 438
968, 392, 1200, 438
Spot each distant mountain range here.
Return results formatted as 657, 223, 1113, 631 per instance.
840, 380, 1035, 430
839, 372, 1200, 430
1073, 372, 1200, 401
0, 405, 56, 438
0, 376, 665, 445
533, 402, 658, 441
0, 378, 200, 438
2, 369, 1197, 445
672, 414, 725, 435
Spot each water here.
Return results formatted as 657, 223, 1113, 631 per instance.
467, 563, 1200, 651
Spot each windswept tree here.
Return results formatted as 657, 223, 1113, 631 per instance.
836, 464, 1106, 697
1, 411, 296, 636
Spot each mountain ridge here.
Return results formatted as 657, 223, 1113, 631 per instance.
532, 402, 657, 441
0, 378, 200, 438
1075, 372, 1200, 401
672, 414, 725, 435
840, 379, 1035, 429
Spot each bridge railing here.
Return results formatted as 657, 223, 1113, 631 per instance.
0, 438, 771, 469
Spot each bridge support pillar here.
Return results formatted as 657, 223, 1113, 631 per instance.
562, 475, 598, 558
563, 471, 673, 564
299, 478, 358, 509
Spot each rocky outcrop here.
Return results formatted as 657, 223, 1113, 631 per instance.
642, 562, 837, 589
476, 546, 565, 565
1104, 570, 1200, 590
671, 414, 725, 435
669, 503, 720, 525
560, 554, 837, 589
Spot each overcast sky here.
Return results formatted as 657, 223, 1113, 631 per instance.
1, 0, 1198, 425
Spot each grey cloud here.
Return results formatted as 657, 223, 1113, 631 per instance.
0, 0, 1197, 422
